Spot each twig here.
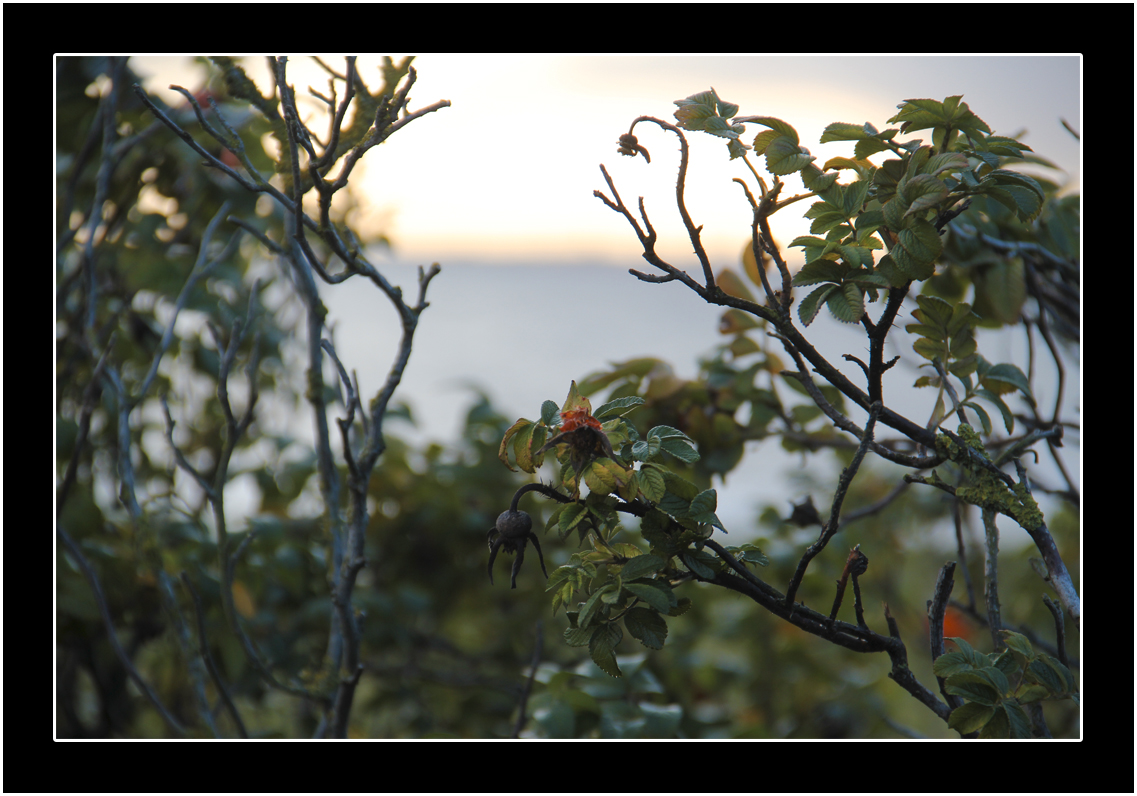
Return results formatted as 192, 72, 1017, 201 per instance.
512, 622, 544, 738
180, 572, 248, 738
785, 402, 881, 609
1041, 594, 1068, 668
58, 525, 186, 736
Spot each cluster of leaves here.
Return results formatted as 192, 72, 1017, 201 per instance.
935, 633, 1076, 738
673, 89, 1061, 437
906, 295, 1033, 434
674, 91, 1049, 324
501, 382, 771, 677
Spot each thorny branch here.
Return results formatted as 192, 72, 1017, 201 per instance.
65, 57, 452, 737
594, 110, 1078, 730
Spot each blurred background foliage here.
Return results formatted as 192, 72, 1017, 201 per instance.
56, 56, 1077, 738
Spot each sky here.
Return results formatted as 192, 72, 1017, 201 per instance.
126, 55, 1081, 537
133, 55, 1081, 266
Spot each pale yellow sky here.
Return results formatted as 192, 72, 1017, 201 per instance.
133, 55, 1079, 268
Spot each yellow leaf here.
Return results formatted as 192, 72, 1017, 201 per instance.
231, 580, 256, 619
741, 240, 770, 290
716, 268, 755, 302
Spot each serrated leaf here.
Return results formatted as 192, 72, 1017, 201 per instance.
802, 167, 840, 192
635, 466, 666, 502
579, 587, 609, 629
792, 258, 846, 287
734, 543, 769, 566
750, 128, 782, 156
619, 554, 664, 580
564, 624, 593, 647
704, 115, 740, 139
624, 607, 668, 650
797, 283, 835, 326
925, 152, 970, 176
736, 115, 800, 144
999, 630, 1035, 658
915, 294, 954, 326
766, 136, 814, 175
558, 502, 588, 536
589, 624, 623, 677
583, 458, 620, 496
594, 395, 645, 420
826, 282, 864, 323
659, 436, 700, 464
632, 436, 662, 462
912, 338, 945, 361
980, 363, 1033, 401
902, 174, 949, 217
820, 122, 870, 142
624, 581, 673, 613
681, 550, 717, 579
668, 597, 694, 617
843, 180, 872, 217
789, 235, 831, 264
541, 400, 560, 425
948, 702, 996, 734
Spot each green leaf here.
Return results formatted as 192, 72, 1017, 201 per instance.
973, 257, 1026, 325
635, 465, 666, 502
820, 121, 870, 142
924, 152, 969, 177
649, 426, 700, 463
673, 88, 737, 134
826, 282, 865, 323
564, 624, 593, 647
681, 549, 717, 579
589, 623, 623, 677
901, 174, 949, 217
579, 587, 609, 629
704, 115, 741, 139
558, 502, 588, 536
801, 165, 840, 192
987, 169, 1046, 222
961, 401, 993, 435
789, 235, 832, 264
948, 702, 996, 735
893, 219, 943, 281
594, 395, 645, 420
624, 607, 668, 650
843, 180, 872, 217
541, 400, 560, 426
737, 115, 800, 144
619, 554, 664, 580
750, 128, 782, 156
690, 489, 726, 531
766, 136, 814, 175
632, 435, 662, 462
973, 390, 1013, 434
980, 363, 1033, 401
798, 284, 837, 326
624, 580, 674, 613
792, 259, 846, 287
946, 672, 1001, 705
732, 543, 769, 566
